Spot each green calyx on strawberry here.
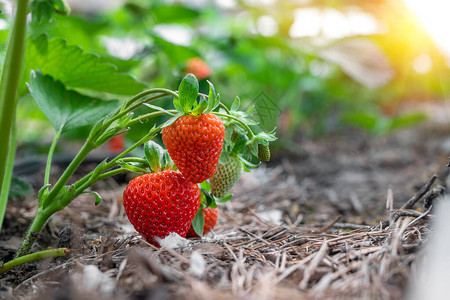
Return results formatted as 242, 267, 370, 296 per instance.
116, 140, 174, 174
162, 74, 225, 184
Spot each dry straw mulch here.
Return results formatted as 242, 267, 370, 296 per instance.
7, 164, 446, 300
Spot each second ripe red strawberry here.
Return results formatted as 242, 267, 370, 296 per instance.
162, 113, 225, 183
122, 170, 201, 246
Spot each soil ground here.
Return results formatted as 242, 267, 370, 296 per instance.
0, 120, 449, 300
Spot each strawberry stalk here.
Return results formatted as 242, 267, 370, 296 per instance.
0, 0, 30, 232
1, 248, 69, 275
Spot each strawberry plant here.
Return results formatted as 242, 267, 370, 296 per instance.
0, 0, 276, 274
0, 71, 275, 272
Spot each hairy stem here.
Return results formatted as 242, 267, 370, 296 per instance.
4, 248, 69, 274
101, 89, 177, 131
218, 102, 231, 114
127, 110, 177, 127
44, 127, 63, 186
0, 113, 17, 232
15, 207, 54, 257
42, 141, 93, 208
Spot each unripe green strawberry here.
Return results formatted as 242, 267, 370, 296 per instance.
210, 156, 243, 198
186, 207, 218, 237
258, 144, 271, 161
122, 170, 201, 247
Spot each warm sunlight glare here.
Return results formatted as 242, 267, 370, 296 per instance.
404, 0, 450, 60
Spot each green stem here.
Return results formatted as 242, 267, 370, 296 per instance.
125, 88, 178, 109
95, 167, 127, 182
73, 128, 160, 193
213, 112, 255, 139
15, 207, 53, 257
218, 102, 231, 114
113, 93, 174, 125
16, 141, 94, 256
44, 127, 63, 186
103, 126, 161, 170
101, 89, 177, 131
0, 113, 17, 232
42, 141, 93, 208
127, 110, 177, 127
0, 0, 29, 227
3, 248, 69, 274
120, 157, 148, 164
93, 91, 176, 144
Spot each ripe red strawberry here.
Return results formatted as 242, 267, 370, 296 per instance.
162, 113, 225, 183
187, 207, 219, 237
186, 57, 211, 80
108, 134, 125, 153
122, 170, 201, 246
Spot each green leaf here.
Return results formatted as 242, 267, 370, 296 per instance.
389, 113, 427, 131
249, 141, 258, 156
200, 180, 210, 192
152, 4, 200, 23
191, 207, 204, 237
161, 151, 174, 170
231, 96, 240, 111
239, 155, 260, 168
218, 145, 230, 164
151, 35, 199, 64
32, 1, 55, 24
204, 81, 220, 114
207, 80, 216, 101
83, 190, 103, 206
38, 184, 52, 207
341, 112, 378, 132
8, 177, 32, 200
192, 97, 208, 115
52, 0, 71, 14
28, 70, 119, 133
162, 113, 183, 128
24, 35, 147, 95
231, 135, 249, 155
215, 194, 232, 204
117, 160, 149, 174
178, 73, 199, 113
201, 188, 217, 209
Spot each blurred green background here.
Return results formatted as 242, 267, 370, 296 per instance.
1, 0, 449, 151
